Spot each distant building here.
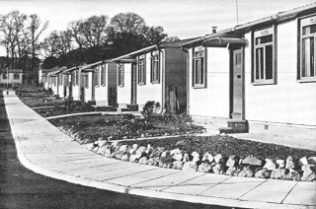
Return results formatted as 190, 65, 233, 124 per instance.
0, 69, 23, 86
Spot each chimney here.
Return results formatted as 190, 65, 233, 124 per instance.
212, 26, 217, 34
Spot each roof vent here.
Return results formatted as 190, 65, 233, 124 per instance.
212, 26, 217, 34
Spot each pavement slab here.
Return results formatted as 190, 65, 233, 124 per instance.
239, 179, 297, 203
200, 177, 266, 199
4, 91, 316, 209
282, 182, 316, 206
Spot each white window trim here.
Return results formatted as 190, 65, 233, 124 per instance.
298, 15, 316, 83
192, 46, 207, 89
252, 25, 277, 85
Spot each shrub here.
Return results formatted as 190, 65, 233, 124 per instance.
141, 101, 161, 118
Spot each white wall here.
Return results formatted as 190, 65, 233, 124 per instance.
117, 63, 131, 108
188, 47, 230, 118
244, 20, 316, 126
72, 85, 80, 101
137, 51, 163, 110
94, 64, 109, 106
58, 84, 64, 98
0, 72, 22, 84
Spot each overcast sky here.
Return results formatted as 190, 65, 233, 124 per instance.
0, 0, 315, 56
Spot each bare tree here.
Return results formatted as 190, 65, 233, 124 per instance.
27, 14, 48, 68
81, 15, 108, 47
41, 29, 73, 57
109, 12, 146, 34
0, 11, 26, 68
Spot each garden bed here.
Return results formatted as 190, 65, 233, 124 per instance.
51, 114, 205, 142
16, 86, 97, 117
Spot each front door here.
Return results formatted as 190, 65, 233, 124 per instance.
231, 48, 245, 120
131, 63, 137, 105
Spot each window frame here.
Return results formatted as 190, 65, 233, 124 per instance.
13, 73, 20, 80
117, 63, 124, 87
81, 73, 89, 88
100, 64, 106, 86
251, 25, 277, 85
298, 15, 316, 83
150, 51, 160, 84
94, 67, 100, 87
192, 46, 207, 88
137, 54, 146, 85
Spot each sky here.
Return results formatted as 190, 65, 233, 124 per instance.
0, 0, 315, 56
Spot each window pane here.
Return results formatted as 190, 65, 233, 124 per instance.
311, 37, 315, 77
200, 57, 204, 84
256, 35, 272, 45
195, 59, 200, 84
303, 25, 316, 35
265, 45, 273, 79
302, 38, 311, 77
255, 48, 263, 79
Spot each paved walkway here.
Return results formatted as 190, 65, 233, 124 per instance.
4, 91, 316, 209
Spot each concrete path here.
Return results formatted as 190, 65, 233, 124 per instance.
4, 91, 316, 209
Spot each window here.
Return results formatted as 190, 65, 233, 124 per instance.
84, 74, 89, 88
117, 64, 124, 87
81, 73, 89, 88
252, 26, 277, 85
63, 74, 68, 86
299, 15, 316, 82
58, 74, 62, 85
94, 68, 99, 87
192, 46, 207, 88
100, 65, 106, 86
72, 71, 76, 86
75, 70, 79, 85
137, 55, 146, 85
2, 73, 7, 80
151, 51, 160, 83
13, 73, 20, 80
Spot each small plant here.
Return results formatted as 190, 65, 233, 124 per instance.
141, 101, 161, 118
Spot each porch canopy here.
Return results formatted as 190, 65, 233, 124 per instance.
182, 35, 247, 48
79, 61, 103, 73
62, 66, 78, 74
202, 37, 247, 47
46, 67, 66, 77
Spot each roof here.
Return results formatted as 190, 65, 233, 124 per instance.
46, 67, 67, 77
0, 69, 23, 73
111, 38, 197, 62
182, 3, 316, 47
79, 61, 103, 72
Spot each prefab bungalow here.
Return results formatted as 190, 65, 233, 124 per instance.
56, 67, 68, 99
62, 66, 80, 101
76, 61, 117, 106
46, 67, 65, 96
112, 41, 189, 112
42, 66, 61, 91
0, 69, 23, 87
182, 4, 316, 133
